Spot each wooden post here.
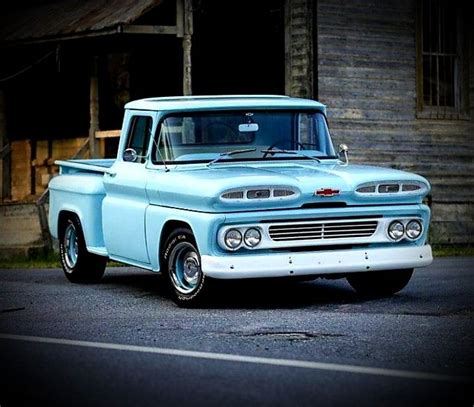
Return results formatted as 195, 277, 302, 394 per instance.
176, 0, 184, 38
182, 0, 193, 96
0, 89, 4, 201
284, 0, 291, 96
284, 0, 314, 98
0, 88, 10, 202
89, 56, 99, 158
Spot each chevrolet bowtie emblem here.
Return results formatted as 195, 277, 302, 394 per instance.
315, 188, 340, 197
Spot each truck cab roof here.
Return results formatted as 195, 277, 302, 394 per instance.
125, 95, 326, 113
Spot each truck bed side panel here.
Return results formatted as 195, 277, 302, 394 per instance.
49, 174, 107, 252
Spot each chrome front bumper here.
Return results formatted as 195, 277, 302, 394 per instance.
201, 244, 433, 279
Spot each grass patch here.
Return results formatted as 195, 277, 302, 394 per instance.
432, 245, 474, 257
0, 252, 123, 269
0, 245, 472, 269
0, 252, 61, 269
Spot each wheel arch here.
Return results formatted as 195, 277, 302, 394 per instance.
145, 205, 224, 272
58, 210, 82, 237
57, 209, 107, 283
159, 220, 195, 266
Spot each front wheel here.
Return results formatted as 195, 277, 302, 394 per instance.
346, 269, 414, 297
59, 214, 107, 283
162, 228, 209, 307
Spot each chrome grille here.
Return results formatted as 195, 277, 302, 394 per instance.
268, 219, 378, 242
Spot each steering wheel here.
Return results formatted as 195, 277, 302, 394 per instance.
262, 141, 306, 158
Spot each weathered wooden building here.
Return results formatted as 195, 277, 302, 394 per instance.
314, 0, 474, 244
0, 0, 472, 255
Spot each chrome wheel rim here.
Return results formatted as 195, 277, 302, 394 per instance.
64, 223, 79, 270
169, 242, 202, 294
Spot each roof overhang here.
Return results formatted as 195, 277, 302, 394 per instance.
0, 0, 182, 48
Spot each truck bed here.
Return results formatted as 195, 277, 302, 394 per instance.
55, 159, 115, 175
49, 159, 113, 257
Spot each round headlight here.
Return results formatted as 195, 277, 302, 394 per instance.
406, 220, 422, 240
388, 221, 404, 241
224, 229, 242, 249
244, 228, 261, 247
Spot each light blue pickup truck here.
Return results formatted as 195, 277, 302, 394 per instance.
49, 95, 433, 306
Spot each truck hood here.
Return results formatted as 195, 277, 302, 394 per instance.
146, 162, 430, 212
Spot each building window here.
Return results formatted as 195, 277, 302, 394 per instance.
417, 0, 467, 118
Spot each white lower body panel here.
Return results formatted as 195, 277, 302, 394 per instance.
201, 245, 433, 279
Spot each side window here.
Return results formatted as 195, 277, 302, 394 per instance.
125, 116, 152, 163
298, 113, 314, 147
298, 113, 322, 152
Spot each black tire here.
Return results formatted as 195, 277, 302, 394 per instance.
59, 214, 107, 283
162, 228, 209, 307
346, 269, 414, 297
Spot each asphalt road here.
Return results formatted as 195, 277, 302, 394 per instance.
0, 257, 473, 406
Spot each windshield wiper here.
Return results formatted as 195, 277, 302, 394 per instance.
260, 148, 321, 163
207, 148, 257, 167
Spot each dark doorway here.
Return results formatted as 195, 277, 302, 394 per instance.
192, 0, 285, 95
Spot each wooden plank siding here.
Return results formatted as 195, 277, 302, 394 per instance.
316, 0, 474, 244
9, 137, 92, 202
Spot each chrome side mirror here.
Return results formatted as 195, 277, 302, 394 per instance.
338, 144, 349, 165
123, 148, 137, 162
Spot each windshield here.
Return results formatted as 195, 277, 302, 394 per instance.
152, 110, 336, 164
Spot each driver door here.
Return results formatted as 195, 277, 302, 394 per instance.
102, 111, 156, 266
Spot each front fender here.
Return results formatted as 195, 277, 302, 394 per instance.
145, 205, 226, 272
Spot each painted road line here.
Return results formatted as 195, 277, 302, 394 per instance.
0, 333, 471, 384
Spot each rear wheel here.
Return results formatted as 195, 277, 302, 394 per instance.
346, 269, 414, 297
59, 214, 107, 283
162, 228, 209, 307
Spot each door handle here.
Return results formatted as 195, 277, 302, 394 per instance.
105, 171, 117, 177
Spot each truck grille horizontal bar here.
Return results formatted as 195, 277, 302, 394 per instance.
268, 220, 378, 242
